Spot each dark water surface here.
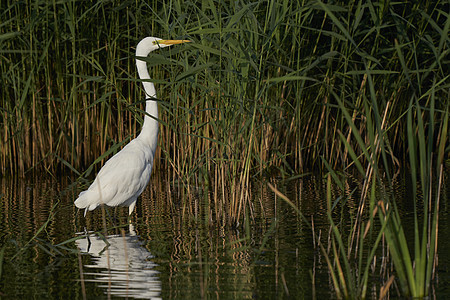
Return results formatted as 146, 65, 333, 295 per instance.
0, 173, 448, 299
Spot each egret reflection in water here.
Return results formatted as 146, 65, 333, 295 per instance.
76, 225, 161, 299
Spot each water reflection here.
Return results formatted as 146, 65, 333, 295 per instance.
1, 173, 449, 299
76, 225, 161, 299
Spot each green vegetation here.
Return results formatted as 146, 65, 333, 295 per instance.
1, 0, 449, 298
318, 98, 447, 298
2, 0, 447, 174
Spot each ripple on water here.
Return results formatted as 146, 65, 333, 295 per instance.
0, 173, 449, 299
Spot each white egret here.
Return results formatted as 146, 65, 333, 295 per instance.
75, 37, 189, 216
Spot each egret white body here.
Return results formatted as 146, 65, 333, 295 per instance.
74, 37, 189, 216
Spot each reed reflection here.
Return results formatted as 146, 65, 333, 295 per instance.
76, 225, 161, 299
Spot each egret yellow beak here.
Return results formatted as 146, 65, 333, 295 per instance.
155, 39, 191, 45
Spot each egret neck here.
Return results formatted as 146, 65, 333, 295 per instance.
135, 56, 159, 146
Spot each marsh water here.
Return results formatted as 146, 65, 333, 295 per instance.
0, 172, 449, 299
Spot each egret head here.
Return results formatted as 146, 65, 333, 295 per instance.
136, 37, 190, 57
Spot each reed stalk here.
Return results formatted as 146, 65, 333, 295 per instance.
375, 100, 447, 298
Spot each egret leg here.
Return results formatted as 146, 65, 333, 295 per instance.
84, 227, 92, 252
128, 200, 137, 216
